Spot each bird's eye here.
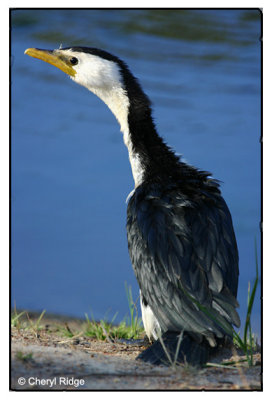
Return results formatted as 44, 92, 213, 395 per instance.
70, 57, 78, 65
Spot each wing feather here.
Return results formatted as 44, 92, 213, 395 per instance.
127, 183, 240, 341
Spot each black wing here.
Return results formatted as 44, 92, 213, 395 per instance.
127, 183, 240, 342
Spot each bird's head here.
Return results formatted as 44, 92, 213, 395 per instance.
24, 47, 127, 92
25, 46, 141, 133
25, 46, 152, 138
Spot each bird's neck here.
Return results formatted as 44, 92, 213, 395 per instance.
92, 86, 130, 134
92, 85, 179, 187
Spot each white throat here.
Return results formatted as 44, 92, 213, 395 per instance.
93, 86, 130, 134
69, 50, 145, 187
92, 86, 145, 187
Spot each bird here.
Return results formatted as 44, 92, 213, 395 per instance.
25, 46, 240, 366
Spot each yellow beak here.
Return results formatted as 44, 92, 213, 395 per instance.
24, 48, 76, 77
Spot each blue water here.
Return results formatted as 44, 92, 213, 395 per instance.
11, 9, 261, 338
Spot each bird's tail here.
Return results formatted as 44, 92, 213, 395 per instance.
136, 331, 212, 366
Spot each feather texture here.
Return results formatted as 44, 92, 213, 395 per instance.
127, 181, 240, 348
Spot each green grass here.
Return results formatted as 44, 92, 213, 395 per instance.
11, 309, 27, 329
15, 351, 33, 362
84, 283, 144, 341
232, 241, 260, 366
11, 307, 46, 336
11, 285, 144, 342
84, 314, 143, 341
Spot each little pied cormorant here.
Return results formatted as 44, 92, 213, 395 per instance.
25, 47, 240, 366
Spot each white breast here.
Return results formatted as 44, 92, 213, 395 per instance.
140, 291, 161, 341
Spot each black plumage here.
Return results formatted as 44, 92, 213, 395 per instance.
127, 180, 239, 364
25, 46, 240, 367
116, 49, 240, 365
